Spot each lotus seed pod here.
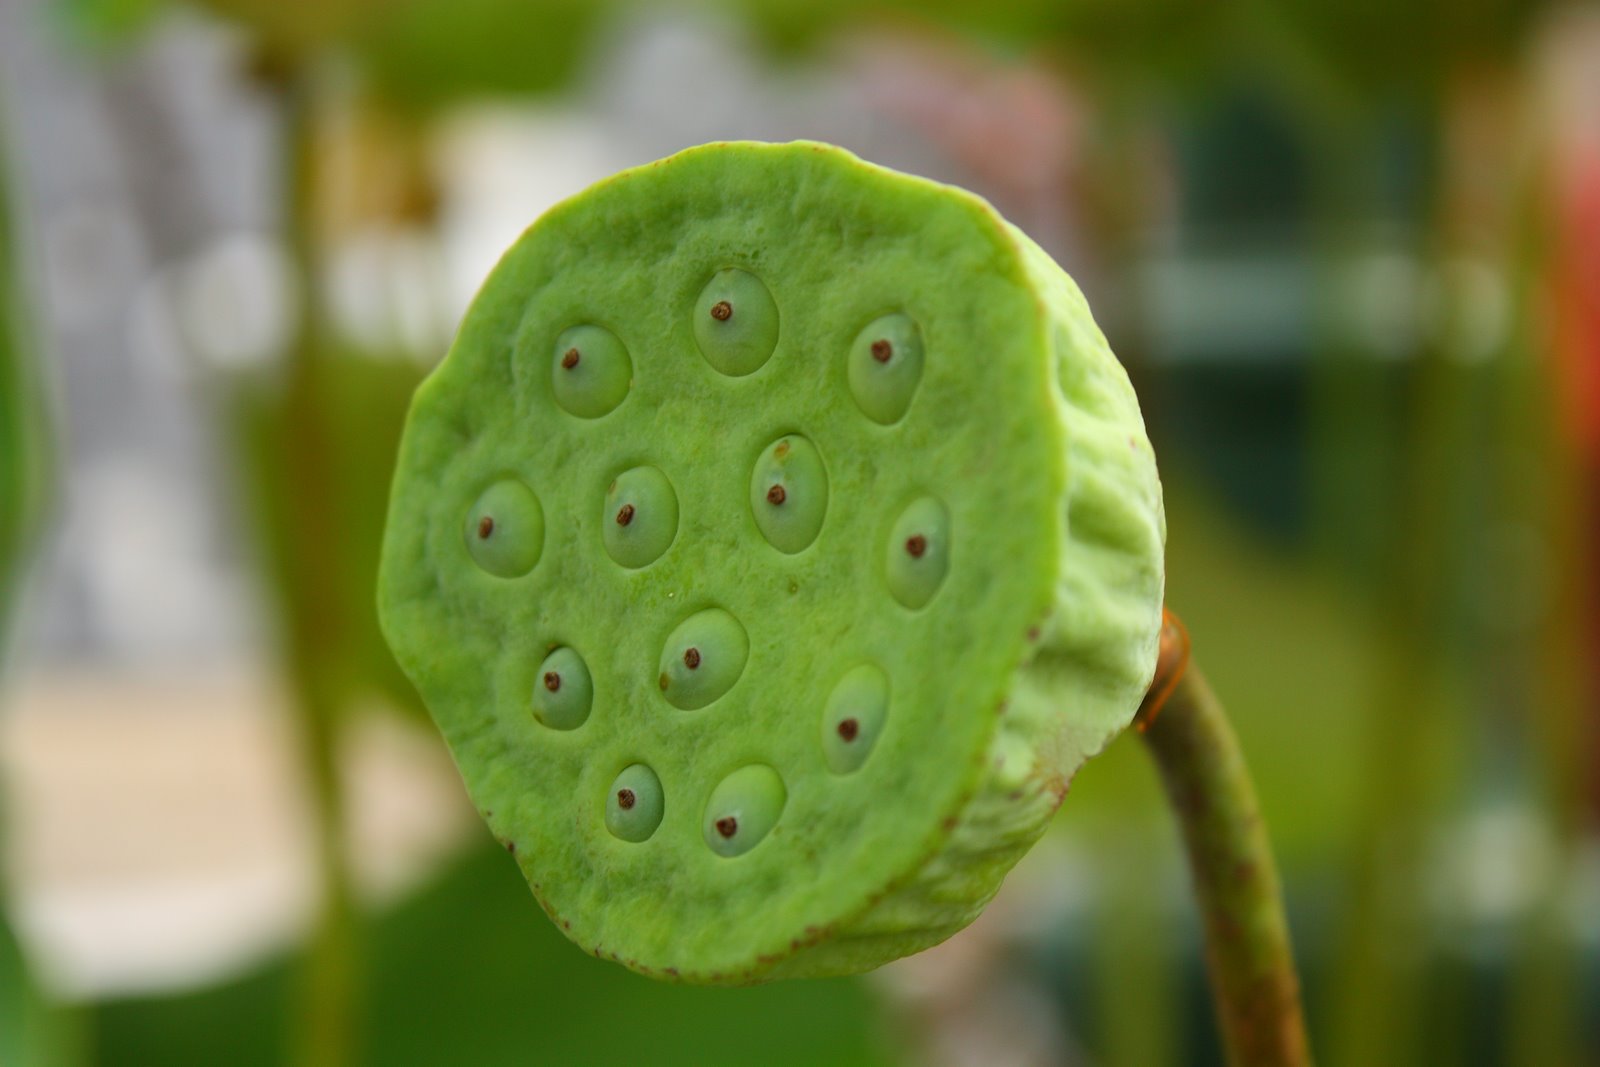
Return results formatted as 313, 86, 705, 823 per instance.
378, 140, 1165, 984
532, 646, 593, 730
552, 324, 632, 418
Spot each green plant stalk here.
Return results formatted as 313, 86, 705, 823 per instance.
1140, 655, 1313, 1067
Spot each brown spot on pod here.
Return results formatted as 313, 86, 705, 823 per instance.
617, 788, 636, 810
561, 347, 580, 369
715, 816, 738, 838
870, 339, 893, 362
683, 647, 701, 669
710, 300, 732, 321
905, 534, 927, 558
766, 484, 787, 505
543, 672, 561, 692
477, 516, 495, 539
615, 503, 635, 526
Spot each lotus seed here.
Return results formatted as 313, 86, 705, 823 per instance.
463, 480, 544, 578
532, 647, 593, 730
849, 313, 924, 424
603, 467, 678, 569
749, 434, 828, 554
658, 608, 748, 710
886, 497, 949, 609
703, 765, 786, 857
552, 324, 632, 418
822, 664, 889, 774
605, 764, 663, 842
693, 269, 779, 376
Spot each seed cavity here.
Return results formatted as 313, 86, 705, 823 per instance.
532, 647, 592, 730
822, 665, 889, 774
849, 312, 924, 424
749, 434, 828, 554
658, 608, 749, 710
886, 497, 950, 609
463, 480, 544, 578
693, 269, 779, 376
603, 467, 678, 569
551, 324, 632, 418
605, 765, 663, 843
703, 765, 786, 857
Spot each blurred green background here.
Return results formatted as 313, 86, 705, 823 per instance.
1, 0, 1597, 1064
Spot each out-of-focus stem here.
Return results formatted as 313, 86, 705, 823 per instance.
1137, 613, 1313, 1067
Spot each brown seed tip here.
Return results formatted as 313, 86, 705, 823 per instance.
560, 347, 580, 370
477, 515, 495, 539
710, 300, 733, 321
617, 788, 636, 810
905, 534, 928, 558
870, 339, 893, 363
615, 503, 635, 526
837, 717, 860, 742
683, 647, 701, 669
543, 671, 561, 692
715, 816, 738, 839
658, 673, 670, 691
766, 484, 787, 505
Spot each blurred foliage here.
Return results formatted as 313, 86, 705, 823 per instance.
235, 350, 427, 721
92, 836, 891, 1067
0, 125, 48, 649
64, 0, 614, 111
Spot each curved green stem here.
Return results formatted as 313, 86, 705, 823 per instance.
1138, 623, 1313, 1067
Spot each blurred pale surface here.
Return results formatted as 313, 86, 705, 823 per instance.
0, 664, 474, 997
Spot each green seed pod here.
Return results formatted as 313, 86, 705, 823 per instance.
693, 268, 780, 377
532, 646, 593, 730
657, 608, 749, 711
748, 434, 828, 554
820, 664, 889, 775
848, 313, 923, 424
703, 764, 787, 858
378, 141, 1165, 984
463, 479, 544, 578
602, 466, 678, 569
552, 324, 632, 418
605, 763, 665, 843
